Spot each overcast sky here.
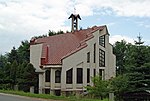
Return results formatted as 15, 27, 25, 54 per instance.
0, 0, 150, 54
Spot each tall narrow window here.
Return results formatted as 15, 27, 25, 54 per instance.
87, 52, 90, 63
94, 69, 96, 77
55, 70, 61, 83
66, 68, 73, 84
87, 68, 90, 83
99, 35, 105, 47
99, 69, 103, 77
45, 70, 50, 82
77, 68, 83, 84
94, 43, 96, 63
99, 49, 105, 67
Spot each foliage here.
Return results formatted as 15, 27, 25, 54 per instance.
86, 76, 109, 99
113, 40, 150, 100
0, 90, 108, 101
113, 40, 127, 75
0, 40, 38, 92
110, 75, 129, 100
48, 30, 64, 36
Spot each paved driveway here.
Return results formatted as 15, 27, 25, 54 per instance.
0, 93, 62, 101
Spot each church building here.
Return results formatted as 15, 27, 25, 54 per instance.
30, 14, 116, 95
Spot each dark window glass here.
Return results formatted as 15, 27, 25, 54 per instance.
87, 68, 90, 83
55, 90, 61, 96
94, 69, 96, 77
99, 35, 105, 47
87, 52, 90, 63
45, 89, 50, 94
77, 68, 83, 84
55, 70, 61, 83
94, 43, 96, 63
99, 49, 105, 67
66, 68, 73, 84
99, 69, 103, 77
45, 70, 50, 82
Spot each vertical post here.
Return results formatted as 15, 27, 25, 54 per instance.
73, 67, 76, 90
76, 18, 78, 30
72, 17, 74, 32
39, 73, 43, 94
30, 86, 34, 93
109, 92, 114, 101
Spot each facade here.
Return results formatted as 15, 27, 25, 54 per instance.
30, 14, 116, 95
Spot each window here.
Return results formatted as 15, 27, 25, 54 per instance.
77, 68, 83, 84
94, 43, 96, 63
45, 89, 50, 94
45, 70, 50, 82
55, 70, 61, 83
99, 49, 105, 67
99, 69, 103, 77
94, 69, 96, 77
66, 68, 73, 84
87, 52, 90, 63
55, 90, 61, 96
99, 35, 105, 47
87, 68, 90, 83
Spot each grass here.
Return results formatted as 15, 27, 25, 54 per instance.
0, 90, 108, 101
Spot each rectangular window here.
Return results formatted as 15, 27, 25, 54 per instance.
99, 69, 102, 77
87, 52, 90, 63
77, 68, 83, 84
55, 70, 61, 83
99, 49, 105, 67
94, 43, 96, 63
87, 68, 90, 83
99, 35, 105, 47
45, 70, 50, 82
94, 69, 96, 77
66, 68, 73, 84
45, 89, 50, 94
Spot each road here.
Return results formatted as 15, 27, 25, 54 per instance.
0, 93, 61, 101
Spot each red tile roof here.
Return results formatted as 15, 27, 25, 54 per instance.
31, 26, 105, 65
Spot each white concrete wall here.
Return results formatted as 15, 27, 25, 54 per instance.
30, 26, 116, 94
30, 44, 43, 72
61, 27, 116, 91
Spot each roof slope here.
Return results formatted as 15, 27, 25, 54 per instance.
31, 26, 105, 65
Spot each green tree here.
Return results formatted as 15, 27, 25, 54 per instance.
110, 75, 129, 101
17, 40, 30, 63
10, 60, 18, 89
7, 47, 19, 63
113, 40, 127, 75
86, 76, 109, 99
20, 63, 37, 92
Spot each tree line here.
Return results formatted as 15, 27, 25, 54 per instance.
87, 40, 150, 100
0, 30, 150, 100
0, 30, 65, 92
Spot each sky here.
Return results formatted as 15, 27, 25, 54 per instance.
0, 0, 150, 54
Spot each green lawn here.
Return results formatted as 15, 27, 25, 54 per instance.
0, 90, 108, 101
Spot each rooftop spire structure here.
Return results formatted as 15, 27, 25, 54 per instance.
135, 33, 144, 45
68, 9, 81, 32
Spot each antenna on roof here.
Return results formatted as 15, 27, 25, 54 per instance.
68, 8, 81, 32
134, 32, 144, 45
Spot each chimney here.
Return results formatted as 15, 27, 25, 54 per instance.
68, 14, 81, 32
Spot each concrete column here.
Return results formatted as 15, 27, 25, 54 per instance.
61, 68, 66, 91
109, 92, 114, 101
39, 73, 43, 94
90, 68, 94, 86
30, 86, 34, 93
83, 63, 87, 87
73, 66, 76, 90
50, 69, 55, 90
